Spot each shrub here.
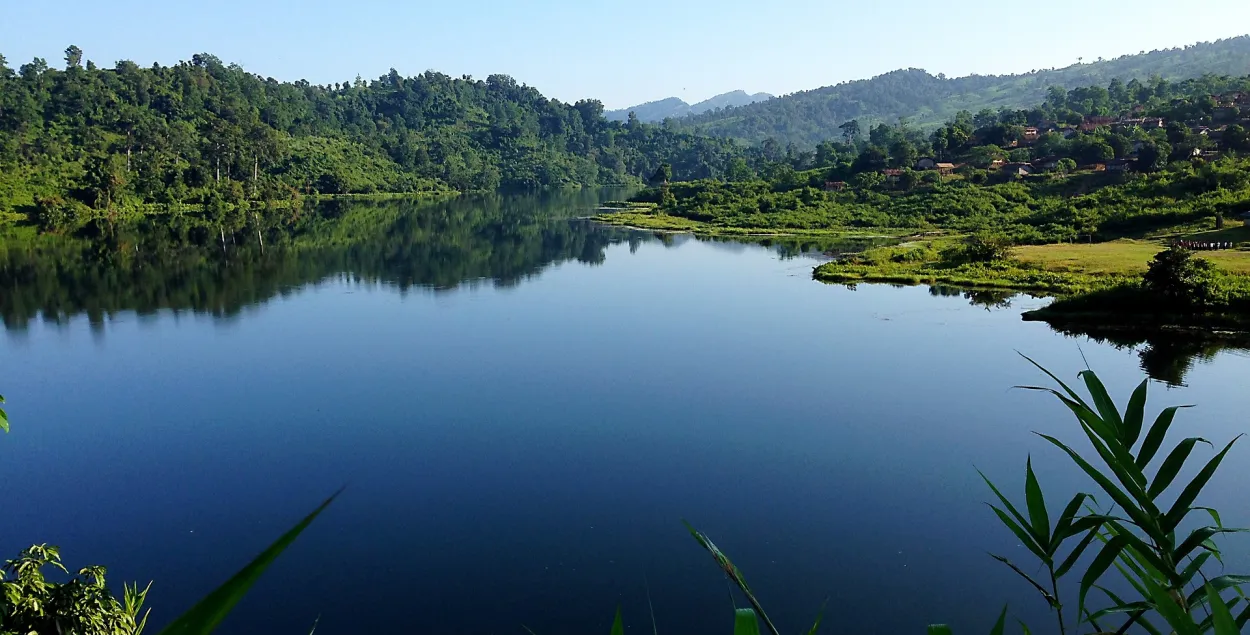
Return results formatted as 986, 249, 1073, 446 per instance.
1143, 246, 1221, 307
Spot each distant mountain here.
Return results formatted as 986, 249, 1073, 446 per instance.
606, 90, 773, 122
679, 35, 1250, 146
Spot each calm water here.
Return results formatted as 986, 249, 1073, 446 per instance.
2, 191, 1249, 635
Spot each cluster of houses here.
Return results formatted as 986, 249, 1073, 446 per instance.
824, 92, 1250, 189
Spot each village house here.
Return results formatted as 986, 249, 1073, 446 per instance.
1023, 127, 1040, 143
1033, 156, 1061, 171
1080, 116, 1116, 132
935, 162, 957, 175
915, 157, 938, 170
823, 181, 847, 192
988, 158, 1006, 169
1000, 162, 1034, 177
1107, 158, 1137, 172
1082, 163, 1108, 172
882, 169, 904, 185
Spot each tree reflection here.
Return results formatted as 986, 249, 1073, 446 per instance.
0, 191, 643, 330
1040, 323, 1249, 387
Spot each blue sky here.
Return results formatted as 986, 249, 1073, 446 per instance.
5, 0, 1250, 109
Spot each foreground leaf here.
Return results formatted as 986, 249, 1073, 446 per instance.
1208, 585, 1238, 635
611, 606, 624, 635
1136, 406, 1191, 470
156, 490, 341, 635
734, 609, 761, 635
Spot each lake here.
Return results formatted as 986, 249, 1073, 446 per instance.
2, 191, 1249, 635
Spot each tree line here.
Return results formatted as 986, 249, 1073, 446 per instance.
0, 47, 756, 230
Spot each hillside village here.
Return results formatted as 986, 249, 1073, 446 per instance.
818, 86, 1250, 191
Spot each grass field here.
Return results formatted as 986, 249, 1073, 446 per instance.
1014, 238, 1250, 275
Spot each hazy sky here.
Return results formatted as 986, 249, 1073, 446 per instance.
5, 0, 1250, 109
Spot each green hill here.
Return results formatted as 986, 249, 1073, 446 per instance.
682, 36, 1250, 146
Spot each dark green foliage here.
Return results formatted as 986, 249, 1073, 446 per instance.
0, 47, 752, 222
1144, 247, 1222, 307
941, 233, 1012, 264
1, 545, 150, 635
985, 360, 1249, 635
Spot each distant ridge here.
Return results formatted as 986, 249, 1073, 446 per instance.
605, 90, 773, 122
676, 35, 1250, 146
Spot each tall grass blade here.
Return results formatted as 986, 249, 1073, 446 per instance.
1137, 406, 1190, 469
1023, 457, 1050, 546
1207, 586, 1238, 635
0, 393, 8, 433
1079, 535, 1127, 622
926, 626, 954, 635
1079, 370, 1124, 430
806, 597, 828, 635
683, 522, 781, 635
1053, 493, 1089, 541
1175, 528, 1249, 563
1141, 575, 1199, 635
977, 470, 1042, 547
733, 609, 761, 635
1164, 437, 1243, 531
156, 490, 341, 635
1055, 526, 1100, 578
1018, 354, 1093, 411
989, 604, 1008, 635
1123, 379, 1148, 448
1148, 437, 1211, 499
988, 507, 1046, 560
1179, 552, 1214, 587
1036, 434, 1158, 533
611, 606, 624, 635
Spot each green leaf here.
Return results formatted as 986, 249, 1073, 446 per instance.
988, 506, 1046, 561
926, 626, 954, 635
156, 490, 341, 635
734, 609, 761, 635
1123, 379, 1149, 448
1164, 437, 1243, 532
1052, 493, 1088, 542
1179, 552, 1213, 587
1175, 527, 1250, 563
989, 604, 1008, 635
1148, 437, 1211, 499
1079, 535, 1126, 621
0, 393, 8, 433
1137, 406, 1190, 470
978, 470, 1042, 548
1016, 619, 1031, 635
1018, 354, 1093, 411
1208, 585, 1238, 635
1023, 457, 1050, 546
1141, 575, 1198, 635
1079, 369, 1124, 431
1055, 525, 1101, 578
1096, 586, 1164, 635
1036, 434, 1159, 534
611, 606, 624, 635
806, 598, 828, 635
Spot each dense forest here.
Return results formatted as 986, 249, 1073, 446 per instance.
678, 36, 1250, 146
0, 47, 753, 227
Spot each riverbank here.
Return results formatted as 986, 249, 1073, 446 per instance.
594, 204, 911, 239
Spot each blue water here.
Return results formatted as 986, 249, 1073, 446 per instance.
2, 195, 1249, 635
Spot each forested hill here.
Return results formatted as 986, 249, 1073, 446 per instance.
0, 48, 751, 220
681, 36, 1250, 147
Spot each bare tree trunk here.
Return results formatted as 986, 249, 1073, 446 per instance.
257, 228, 264, 254
126, 132, 132, 173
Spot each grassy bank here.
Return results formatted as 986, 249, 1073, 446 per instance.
815, 235, 1250, 294
594, 204, 911, 238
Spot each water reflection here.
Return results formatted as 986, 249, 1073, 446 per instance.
1039, 322, 1250, 387
0, 191, 883, 331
